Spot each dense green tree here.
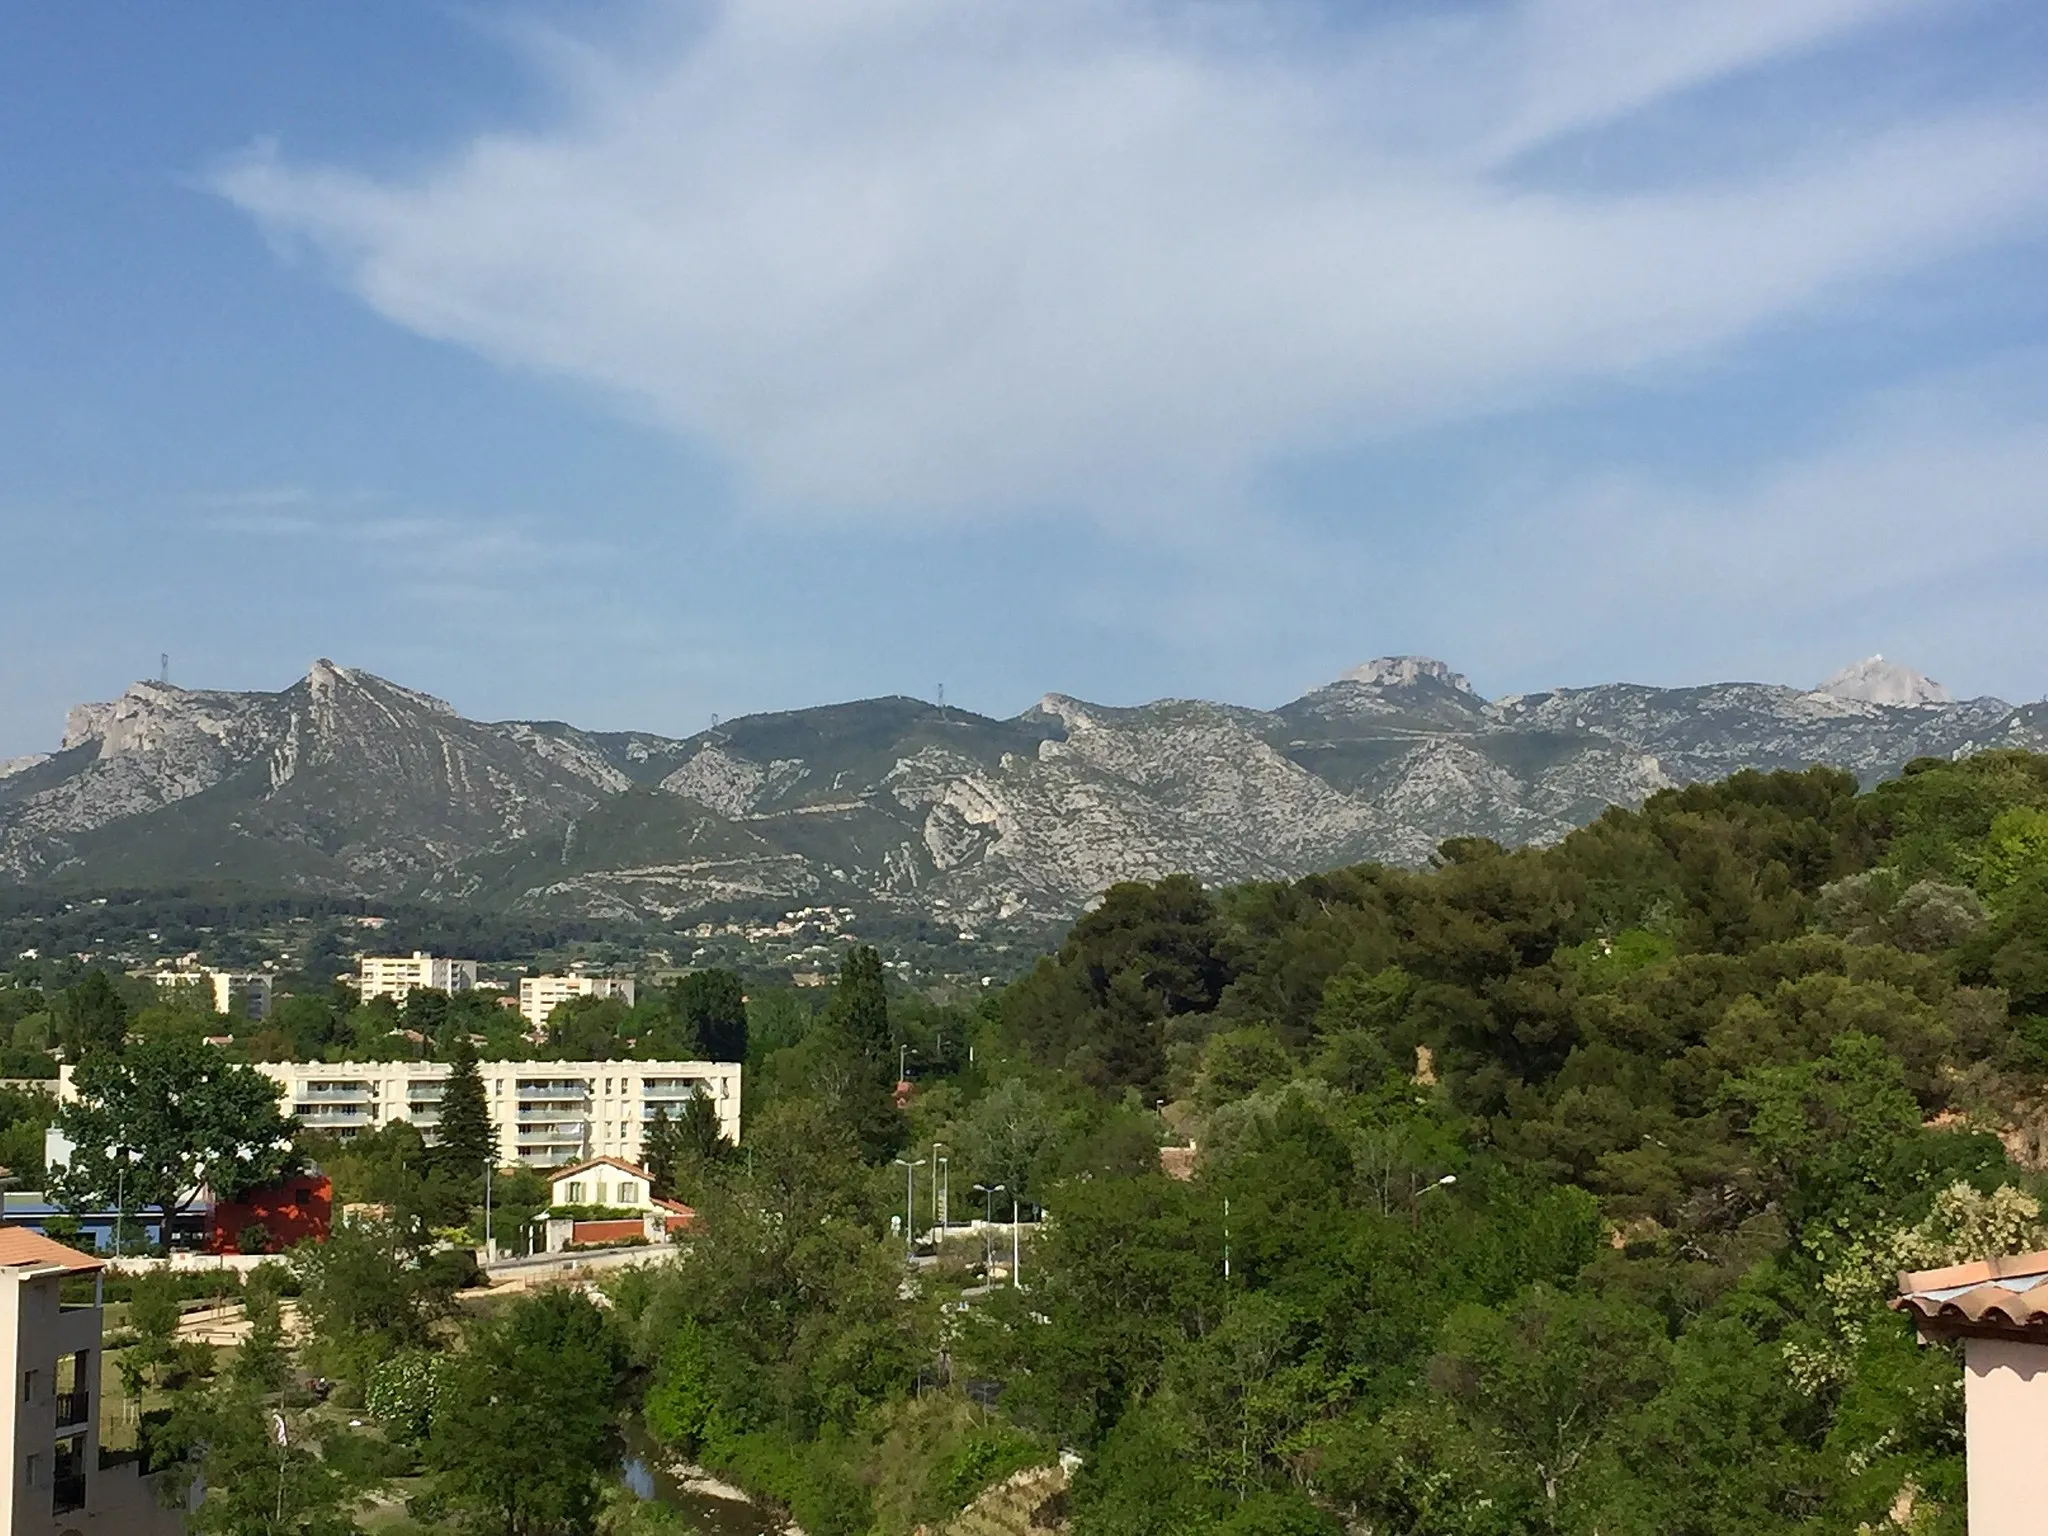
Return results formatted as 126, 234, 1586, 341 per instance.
53, 1038, 297, 1235
669, 967, 750, 1060
53, 968, 128, 1061
427, 1288, 626, 1536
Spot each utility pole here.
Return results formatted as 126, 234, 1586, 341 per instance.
483, 1155, 493, 1261
1010, 1191, 1021, 1291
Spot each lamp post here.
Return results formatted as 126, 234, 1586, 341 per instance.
931, 1142, 946, 1233
893, 1157, 926, 1257
1411, 1173, 1456, 1230
1010, 1191, 1022, 1291
899, 1044, 915, 1082
483, 1155, 494, 1261
112, 1146, 131, 1256
974, 1183, 1005, 1280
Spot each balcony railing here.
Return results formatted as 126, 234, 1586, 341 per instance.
54, 1472, 87, 1514
54, 1389, 89, 1427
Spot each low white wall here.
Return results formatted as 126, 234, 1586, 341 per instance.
103, 1253, 272, 1278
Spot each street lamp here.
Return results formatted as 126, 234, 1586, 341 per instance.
112, 1146, 133, 1255
973, 1183, 1005, 1279
899, 1044, 916, 1082
893, 1157, 926, 1257
931, 1142, 946, 1232
1411, 1173, 1456, 1230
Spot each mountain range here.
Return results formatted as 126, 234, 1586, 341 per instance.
2, 656, 2042, 928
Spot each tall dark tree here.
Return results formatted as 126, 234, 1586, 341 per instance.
829, 946, 892, 1069
433, 1035, 495, 1184
53, 969, 129, 1062
668, 968, 750, 1061
642, 1104, 682, 1199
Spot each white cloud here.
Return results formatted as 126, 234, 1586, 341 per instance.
214, 0, 2047, 525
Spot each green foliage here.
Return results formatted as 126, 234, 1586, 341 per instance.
668, 967, 750, 1060
291, 1216, 457, 1379
432, 1033, 495, 1184
426, 1289, 627, 1536
53, 967, 129, 1061
53, 1037, 298, 1228
367, 1349, 450, 1442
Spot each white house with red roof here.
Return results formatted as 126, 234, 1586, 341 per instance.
543, 1157, 694, 1251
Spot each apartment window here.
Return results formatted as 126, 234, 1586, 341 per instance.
22, 1368, 38, 1402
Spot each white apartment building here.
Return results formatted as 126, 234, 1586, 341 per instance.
519, 975, 637, 1033
0, 1228, 183, 1535
249, 1058, 740, 1168
145, 969, 273, 1022
356, 953, 478, 1002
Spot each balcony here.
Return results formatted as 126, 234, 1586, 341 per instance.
54, 1389, 89, 1427
298, 1085, 376, 1101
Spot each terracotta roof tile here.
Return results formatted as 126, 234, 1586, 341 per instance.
0, 1225, 105, 1274
1892, 1249, 2048, 1336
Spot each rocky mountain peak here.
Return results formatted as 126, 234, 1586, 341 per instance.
1816, 656, 1954, 708
1336, 656, 1479, 696
306, 658, 459, 717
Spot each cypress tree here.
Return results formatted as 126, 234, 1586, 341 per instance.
435, 1035, 495, 1181
643, 1105, 681, 1198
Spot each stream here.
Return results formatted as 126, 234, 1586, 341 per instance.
619, 1419, 785, 1536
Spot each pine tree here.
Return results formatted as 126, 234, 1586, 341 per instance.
434, 1036, 495, 1183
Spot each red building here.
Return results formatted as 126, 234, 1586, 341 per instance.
206, 1174, 334, 1254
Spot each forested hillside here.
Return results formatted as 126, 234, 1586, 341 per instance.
35, 750, 2048, 1536
627, 749, 2048, 1536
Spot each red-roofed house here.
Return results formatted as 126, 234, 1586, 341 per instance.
543, 1157, 695, 1251
1895, 1249, 2048, 1535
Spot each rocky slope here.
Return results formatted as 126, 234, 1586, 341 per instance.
2, 655, 2040, 926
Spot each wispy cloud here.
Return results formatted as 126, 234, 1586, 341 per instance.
211, 0, 2048, 528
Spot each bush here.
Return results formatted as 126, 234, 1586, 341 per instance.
235, 1221, 272, 1255
320, 1426, 421, 1481
366, 1350, 449, 1443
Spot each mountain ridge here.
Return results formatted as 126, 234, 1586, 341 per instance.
5, 655, 2042, 927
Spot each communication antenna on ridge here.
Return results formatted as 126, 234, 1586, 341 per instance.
159, 653, 170, 685
937, 683, 945, 721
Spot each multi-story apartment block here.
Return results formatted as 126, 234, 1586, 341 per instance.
250, 1059, 739, 1168
356, 953, 478, 1002
145, 969, 273, 1022
518, 974, 637, 1032
0, 1228, 184, 1534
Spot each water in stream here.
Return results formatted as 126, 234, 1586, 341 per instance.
619, 1420, 784, 1536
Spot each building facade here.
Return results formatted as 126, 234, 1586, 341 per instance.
518, 975, 637, 1033
0, 1228, 184, 1535
145, 970, 273, 1022
356, 953, 478, 1002
250, 1059, 739, 1167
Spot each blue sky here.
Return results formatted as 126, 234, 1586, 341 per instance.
4, 0, 2046, 759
